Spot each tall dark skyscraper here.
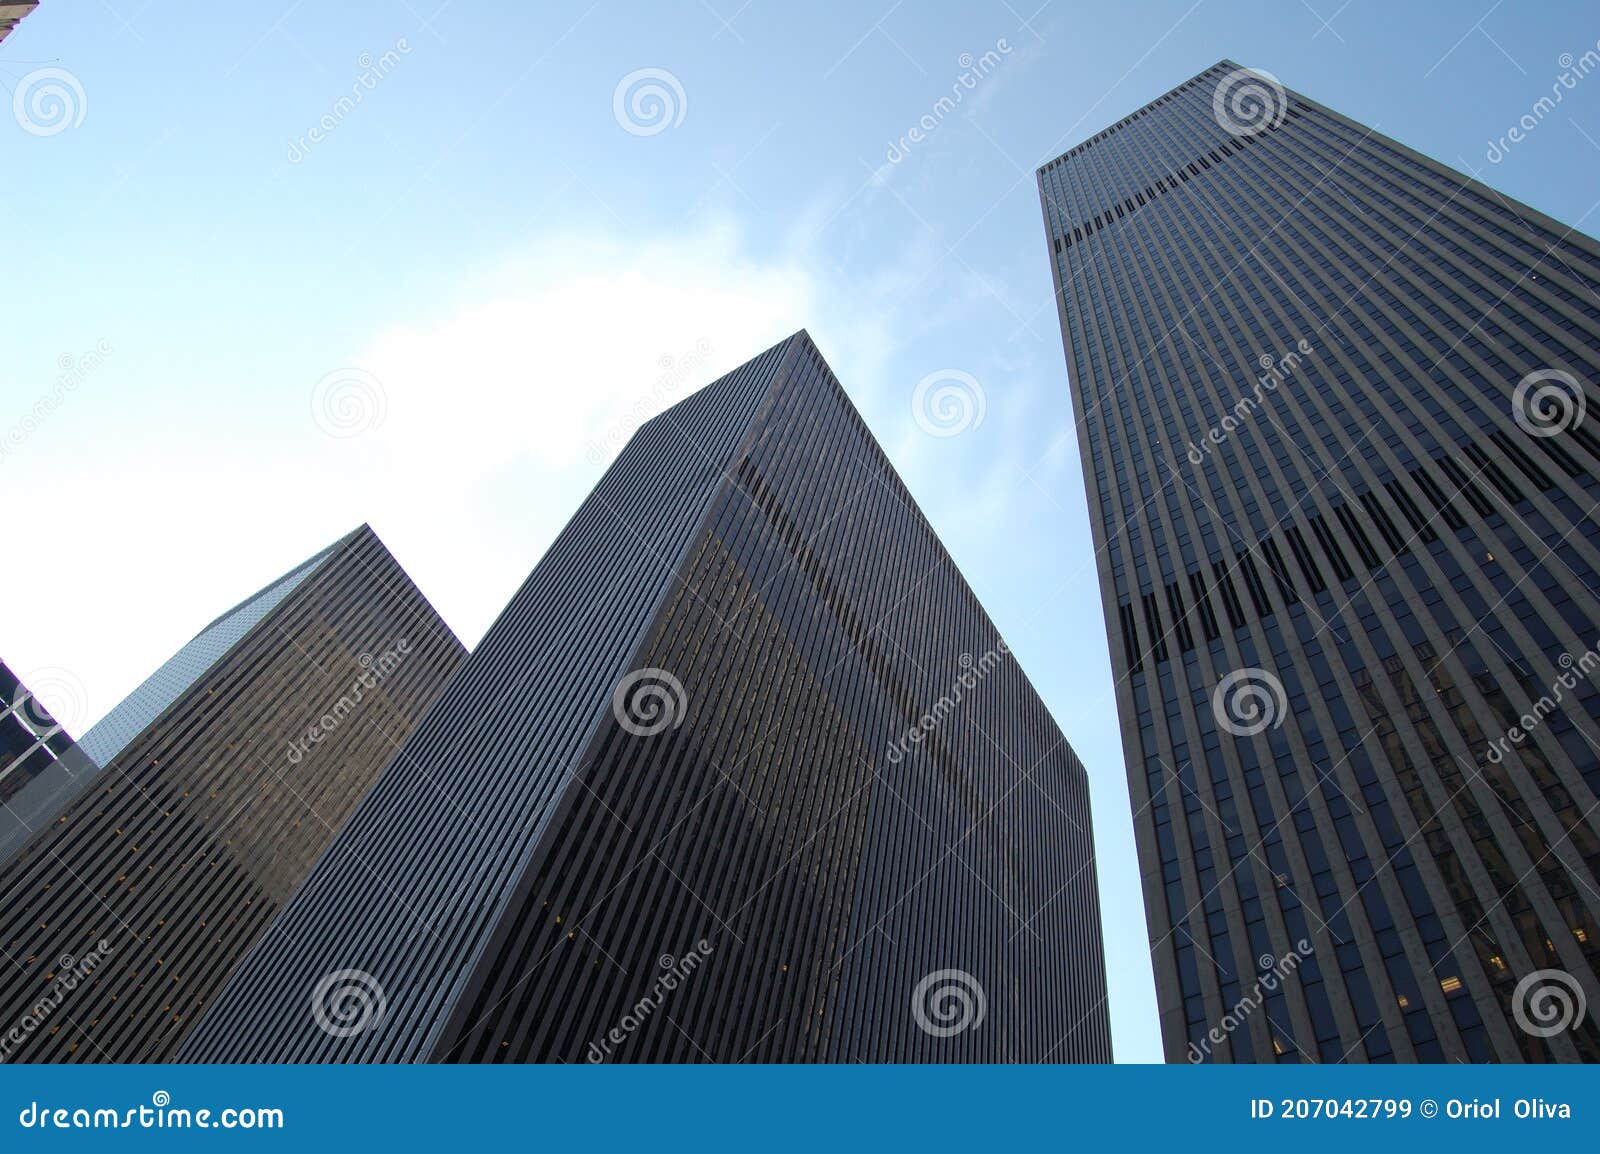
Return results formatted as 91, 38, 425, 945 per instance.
0, 526, 465, 1062
1039, 60, 1600, 1063
184, 331, 1111, 1064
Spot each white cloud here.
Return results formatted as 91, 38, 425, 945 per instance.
3, 221, 839, 730
3, 212, 1015, 743
323, 222, 842, 647
356, 223, 820, 474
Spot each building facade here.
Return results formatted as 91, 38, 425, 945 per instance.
0, 526, 465, 1061
0, 543, 343, 864
1039, 61, 1600, 1062
184, 331, 1111, 1063
1, 660, 99, 863
0, 2, 37, 44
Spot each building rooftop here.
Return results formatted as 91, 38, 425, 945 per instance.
0, 2, 38, 45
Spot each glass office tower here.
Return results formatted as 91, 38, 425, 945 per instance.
0, 660, 98, 861
184, 331, 1111, 1063
0, 526, 465, 1061
1040, 61, 1600, 1062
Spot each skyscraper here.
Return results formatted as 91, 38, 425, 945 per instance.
184, 331, 1110, 1064
0, 539, 353, 864
1039, 60, 1600, 1062
1, 660, 98, 862
0, 526, 465, 1062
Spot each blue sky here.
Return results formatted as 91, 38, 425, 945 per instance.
4, 0, 1599, 1062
